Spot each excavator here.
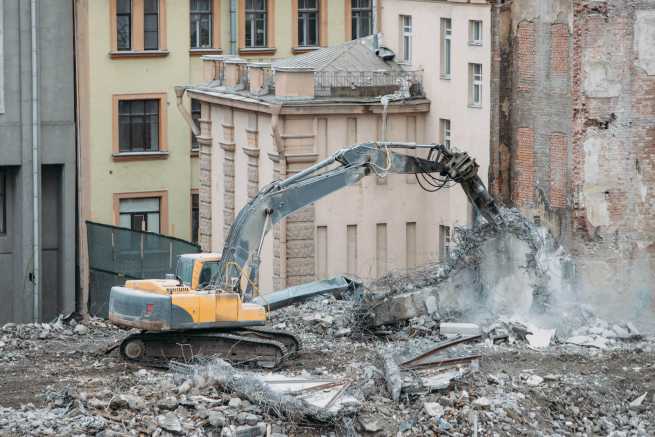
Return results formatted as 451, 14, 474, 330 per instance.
108, 142, 502, 368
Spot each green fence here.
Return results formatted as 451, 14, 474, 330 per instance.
86, 221, 201, 317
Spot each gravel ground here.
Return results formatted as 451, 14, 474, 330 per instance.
0, 301, 653, 437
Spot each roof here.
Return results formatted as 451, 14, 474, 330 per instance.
272, 34, 403, 73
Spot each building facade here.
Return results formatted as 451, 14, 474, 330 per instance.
490, 0, 655, 324
381, 0, 492, 234
74, 0, 383, 307
184, 38, 473, 293
0, 0, 77, 322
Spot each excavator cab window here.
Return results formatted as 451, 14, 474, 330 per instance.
198, 261, 220, 289
176, 257, 195, 286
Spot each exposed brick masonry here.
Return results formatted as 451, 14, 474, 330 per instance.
513, 127, 535, 206
549, 133, 567, 209
550, 23, 569, 75
517, 21, 536, 92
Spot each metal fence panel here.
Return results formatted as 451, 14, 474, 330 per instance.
86, 221, 201, 317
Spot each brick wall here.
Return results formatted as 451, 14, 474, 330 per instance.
513, 127, 535, 206
516, 21, 536, 92
549, 133, 567, 209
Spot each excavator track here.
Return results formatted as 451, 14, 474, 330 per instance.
237, 327, 302, 355
118, 330, 289, 369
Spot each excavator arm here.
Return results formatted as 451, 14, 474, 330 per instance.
212, 142, 502, 298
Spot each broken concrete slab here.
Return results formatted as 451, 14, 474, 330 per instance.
440, 322, 481, 337
566, 335, 610, 349
526, 328, 556, 348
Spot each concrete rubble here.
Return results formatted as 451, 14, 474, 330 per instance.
0, 209, 654, 435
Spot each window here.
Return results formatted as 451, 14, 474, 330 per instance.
440, 119, 451, 149
439, 225, 451, 261
298, 0, 319, 47
440, 18, 452, 78
469, 20, 482, 45
191, 99, 201, 150
346, 224, 357, 276
245, 0, 267, 48
119, 197, 161, 233
118, 99, 160, 153
191, 192, 199, 244
117, 0, 132, 50
469, 63, 483, 107
352, 0, 372, 39
0, 170, 6, 235
191, 0, 213, 48
144, 0, 159, 50
399, 15, 412, 63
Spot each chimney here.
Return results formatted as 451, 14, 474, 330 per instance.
248, 62, 272, 95
273, 66, 315, 98
224, 58, 247, 87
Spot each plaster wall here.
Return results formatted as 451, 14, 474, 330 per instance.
381, 0, 492, 227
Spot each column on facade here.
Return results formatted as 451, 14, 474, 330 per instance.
267, 153, 282, 290
283, 153, 319, 287
220, 109, 236, 237
197, 102, 213, 252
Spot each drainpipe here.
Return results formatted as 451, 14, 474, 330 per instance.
174, 86, 200, 136
372, 0, 379, 34
230, 0, 237, 55
31, 0, 40, 321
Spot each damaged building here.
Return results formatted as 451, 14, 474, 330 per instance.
490, 0, 655, 324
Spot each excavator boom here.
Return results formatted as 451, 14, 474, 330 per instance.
214, 142, 501, 298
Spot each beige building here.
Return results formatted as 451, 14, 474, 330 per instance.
181, 37, 486, 293
75, 0, 381, 248
381, 0, 492, 231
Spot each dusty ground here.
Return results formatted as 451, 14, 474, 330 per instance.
0, 303, 653, 437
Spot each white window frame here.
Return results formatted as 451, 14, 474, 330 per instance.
469, 63, 483, 107
245, 0, 267, 48
469, 20, 482, 46
439, 119, 451, 149
440, 18, 452, 79
399, 15, 412, 64
298, 0, 319, 47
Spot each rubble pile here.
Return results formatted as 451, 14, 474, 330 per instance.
1, 210, 654, 435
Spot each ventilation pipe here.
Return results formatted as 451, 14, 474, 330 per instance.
31, 0, 40, 321
230, 0, 237, 55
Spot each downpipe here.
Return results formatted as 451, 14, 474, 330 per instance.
174, 86, 200, 137
31, 0, 40, 321
230, 0, 237, 55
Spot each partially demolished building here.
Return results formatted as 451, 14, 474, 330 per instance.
490, 0, 655, 321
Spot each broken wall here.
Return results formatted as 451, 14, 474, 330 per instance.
490, 0, 655, 329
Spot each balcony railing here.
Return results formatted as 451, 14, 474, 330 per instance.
313, 69, 424, 98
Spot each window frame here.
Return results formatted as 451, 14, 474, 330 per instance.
245, 0, 268, 48
112, 93, 168, 160
399, 14, 412, 64
190, 0, 221, 52
297, 0, 319, 47
440, 18, 452, 79
191, 190, 200, 244
469, 63, 483, 107
439, 118, 451, 149
439, 224, 451, 261
110, 0, 168, 57
191, 99, 201, 151
351, 0, 373, 39
190, 0, 213, 49
116, 0, 132, 51
469, 20, 483, 46
113, 191, 169, 235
